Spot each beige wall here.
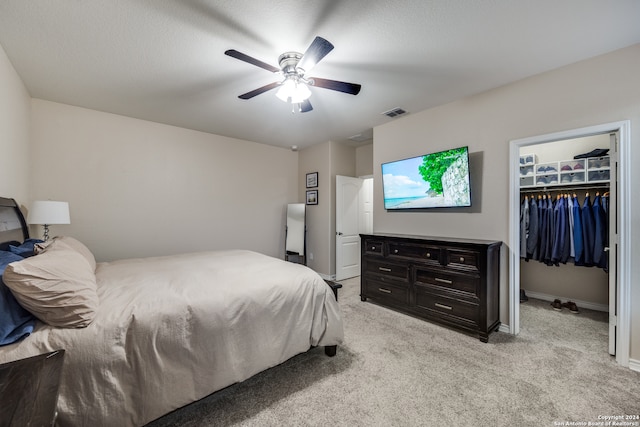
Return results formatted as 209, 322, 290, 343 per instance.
29, 100, 299, 261
0, 43, 31, 206
298, 140, 356, 277
373, 44, 640, 361
298, 142, 331, 274
355, 142, 373, 177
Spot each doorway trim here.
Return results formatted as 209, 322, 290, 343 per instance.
508, 120, 631, 367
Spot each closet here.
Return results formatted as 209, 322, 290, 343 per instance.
518, 134, 612, 348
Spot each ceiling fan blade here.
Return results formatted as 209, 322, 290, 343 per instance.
238, 82, 281, 99
309, 77, 361, 95
300, 99, 313, 113
296, 37, 334, 74
225, 49, 280, 73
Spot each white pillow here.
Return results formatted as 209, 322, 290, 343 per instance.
36, 236, 96, 271
4, 244, 98, 328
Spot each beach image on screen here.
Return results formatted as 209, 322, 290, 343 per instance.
382, 147, 471, 209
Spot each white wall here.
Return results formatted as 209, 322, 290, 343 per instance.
0, 43, 31, 205
30, 100, 299, 261
373, 44, 640, 361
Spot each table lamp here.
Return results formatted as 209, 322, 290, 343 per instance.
27, 201, 71, 241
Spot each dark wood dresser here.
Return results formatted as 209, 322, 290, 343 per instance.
360, 233, 502, 342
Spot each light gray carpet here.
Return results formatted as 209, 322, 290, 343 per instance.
147, 277, 640, 427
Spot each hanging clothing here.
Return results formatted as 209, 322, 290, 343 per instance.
526, 197, 539, 260
567, 196, 575, 258
572, 194, 585, 266
520, 196, 529, 259
543, 196, 555, 265
581, 195, 596, 267
593, 194, 608, 269
602, 194, 610, 273
551, 196, 566, 265
519, 191, 607, 270
560, 195, 572, 264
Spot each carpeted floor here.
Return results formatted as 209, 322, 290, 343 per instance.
147, 277, 640, 427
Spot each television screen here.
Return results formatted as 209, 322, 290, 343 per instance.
381, 146, 471, 209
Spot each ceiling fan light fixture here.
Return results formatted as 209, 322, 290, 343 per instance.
276, 77, 311, 104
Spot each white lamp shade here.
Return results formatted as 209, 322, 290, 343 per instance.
27, 201, 71, 225
276, 78, 311, 103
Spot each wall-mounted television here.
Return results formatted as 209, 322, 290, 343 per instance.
381, 146, 471, 210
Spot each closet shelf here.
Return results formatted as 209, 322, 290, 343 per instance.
520, 155, 610, 188
520, 182, 609, 194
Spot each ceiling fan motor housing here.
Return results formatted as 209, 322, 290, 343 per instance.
279, 52, 305, 77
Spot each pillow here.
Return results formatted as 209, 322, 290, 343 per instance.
36, 236, 96, 271
0, 251, 37, 345
9, 238, 44, 257
3, 244, 99, 328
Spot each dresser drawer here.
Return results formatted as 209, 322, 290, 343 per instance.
363, 240, 384, 255
446, 248, 480, 272
387, 242, 441, 264
363, 278, 409, 306
363, 259, 409, 282
414, 290, 478, 325
414, 268, 479, 297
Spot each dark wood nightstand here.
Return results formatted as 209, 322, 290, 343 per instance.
324, 280, 342, 301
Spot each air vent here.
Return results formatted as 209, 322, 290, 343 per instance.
382, 107, 407, 118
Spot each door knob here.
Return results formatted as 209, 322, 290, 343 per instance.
337, 232, 343, 235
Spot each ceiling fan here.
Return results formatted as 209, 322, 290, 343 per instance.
225, 36, 361, 113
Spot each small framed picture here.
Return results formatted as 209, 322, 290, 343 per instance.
306, 172, 318, 188
306, 190, 318, 205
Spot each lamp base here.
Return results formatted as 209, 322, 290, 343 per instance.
42, 224, 50, 242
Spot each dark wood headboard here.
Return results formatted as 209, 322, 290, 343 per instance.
0, 197, 29, 250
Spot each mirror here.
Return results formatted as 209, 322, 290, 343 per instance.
285, 203, 306, 264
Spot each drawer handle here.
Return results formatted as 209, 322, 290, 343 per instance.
459, 257, 465, 262
378, 288, 392, 294
371, 246, 376, 250
425, 253, 431, 258
435, 303, 452, 310
379, 267, 392, 272
435, 277, 453, 284
393, 249, 399, 254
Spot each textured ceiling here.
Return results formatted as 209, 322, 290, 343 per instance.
1, 1, 639, 150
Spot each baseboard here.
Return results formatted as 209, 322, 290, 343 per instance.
522, 290, 608, 312
498, 324, 511, 334
629, 358, 640, 373
319, 273, 336, 281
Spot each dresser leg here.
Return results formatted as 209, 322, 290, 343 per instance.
324, 345, 337, 357
360, 296, 367, 301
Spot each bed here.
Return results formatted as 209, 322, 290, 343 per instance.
0, 197, 344, 426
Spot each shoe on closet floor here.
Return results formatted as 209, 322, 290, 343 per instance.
562, 301, 579, 313
551, 299, 563, 311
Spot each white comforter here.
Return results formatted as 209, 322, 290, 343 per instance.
0, 250, 344, 426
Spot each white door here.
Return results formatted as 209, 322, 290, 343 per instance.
608, 132, 619, 355
361, 178, 374, 234
336, 175, 364, 280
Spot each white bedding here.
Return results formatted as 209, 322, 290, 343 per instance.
0, 249, 344, 426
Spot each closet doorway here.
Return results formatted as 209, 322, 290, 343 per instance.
508, 121, 631, 367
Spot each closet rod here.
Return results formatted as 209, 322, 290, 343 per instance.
520, 183, 609, 194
